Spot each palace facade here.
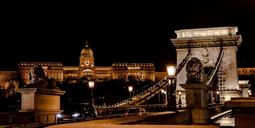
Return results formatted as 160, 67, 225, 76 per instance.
0, 42, 162, 89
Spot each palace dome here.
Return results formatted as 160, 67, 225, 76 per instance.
81, 42, 93, 57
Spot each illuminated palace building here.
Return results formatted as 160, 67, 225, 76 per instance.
0, 42, 254, 89
0, 43, 159, 88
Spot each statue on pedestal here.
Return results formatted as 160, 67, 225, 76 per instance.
18, 65, 65, 125
28, 65, 58, 89
181, 57, 210, 124
186, 57, 203, 84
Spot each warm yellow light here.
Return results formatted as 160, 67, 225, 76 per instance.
128, 86, 133, 92
88, 81, 95, 88
161, 89, 166, 94
175, 27, 237, 38
178, 92, 182, 95
216, 91, 219, 95
225, 95, 231, 101
167, 65, 175, 77
238, 80, 249, 85
248, 90, 252, 96
168, 79, 171, 85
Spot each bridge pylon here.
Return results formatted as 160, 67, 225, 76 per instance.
171, 26, 242, 106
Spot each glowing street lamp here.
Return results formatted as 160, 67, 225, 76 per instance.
161, 89, 166, 94
88, 81, 95, 97
167, 66, 176, 77
167, 65, 176, 85
88, 81, 95, 88
88, 80, 95, 106
166, 65, 177, 111
178, 91, 182, 108
216, 91, 220, 104
161, 89, 167, 104
128, 86, 133, 92
128, 86, 133, 98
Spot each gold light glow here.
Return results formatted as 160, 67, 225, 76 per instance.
128, 86, 133, 92
88, 81, 95, 88
167, 65, 176, 77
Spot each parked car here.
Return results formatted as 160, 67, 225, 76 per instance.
57, 103, 97, 123
124, 107, 146, 116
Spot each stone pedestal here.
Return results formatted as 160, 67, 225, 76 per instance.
17, 88, 37, 112
181, 84, 210, 124
225, 97, 255, 128
17, 88, 65, 125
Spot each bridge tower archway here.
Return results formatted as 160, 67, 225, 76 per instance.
171, 26, 242, 106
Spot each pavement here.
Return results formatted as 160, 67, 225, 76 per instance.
47, 124, 219, 128
47, 111, 219, 128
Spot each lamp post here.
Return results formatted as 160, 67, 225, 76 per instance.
166, 65, 177, 111
128, 86, 133, 98
88, 81, 95, 105
161, 89, 167, 104
178, 91, 182, 108
216, 91, 220, 104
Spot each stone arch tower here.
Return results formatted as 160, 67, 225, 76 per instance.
171, 26, 242, 104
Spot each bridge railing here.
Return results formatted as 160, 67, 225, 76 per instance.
208, 103, 226, 118
122, 80, 168, 106
96, 79, 169, 109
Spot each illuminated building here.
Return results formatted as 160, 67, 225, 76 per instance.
0, 41, 157, 88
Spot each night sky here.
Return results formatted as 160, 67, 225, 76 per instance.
1, 1, 255, 71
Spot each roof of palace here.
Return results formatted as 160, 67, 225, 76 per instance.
81, 41, 93, 57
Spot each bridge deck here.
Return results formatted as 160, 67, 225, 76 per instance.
47, 124, 219, 128
47, 111, 219, 128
